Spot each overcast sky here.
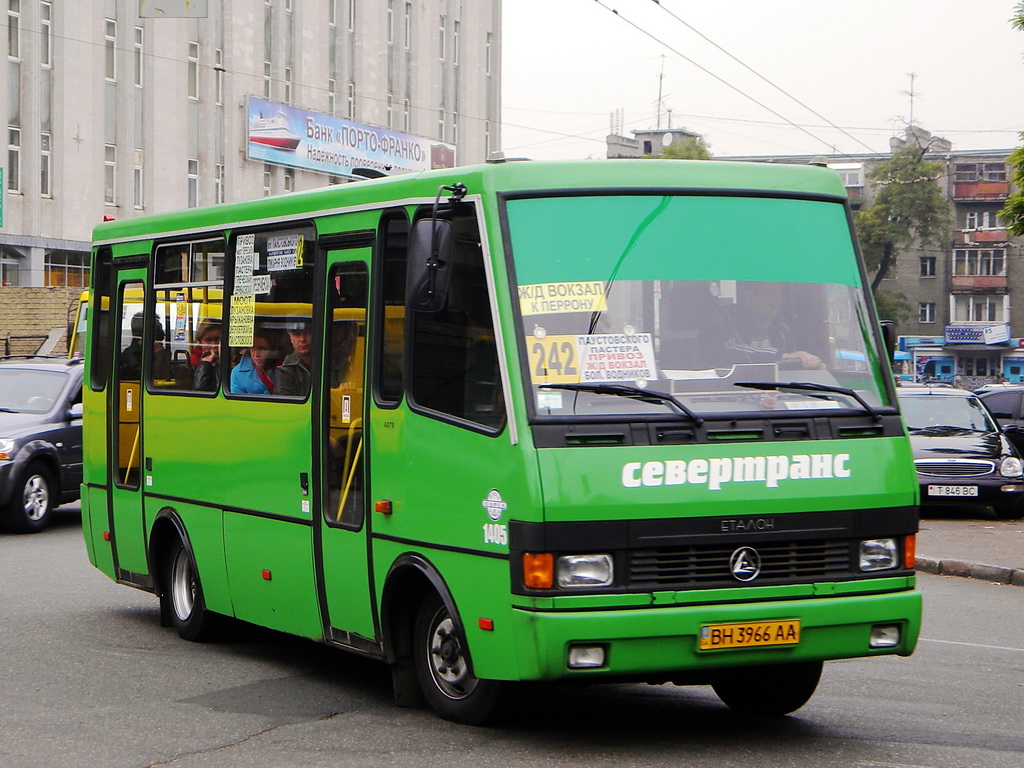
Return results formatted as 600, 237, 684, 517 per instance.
500, 0, 1024, 161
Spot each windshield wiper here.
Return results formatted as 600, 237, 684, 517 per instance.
734, 380, 881, 422
539, 382, 704, 426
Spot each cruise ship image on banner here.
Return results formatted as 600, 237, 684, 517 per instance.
248, 111, 301, 151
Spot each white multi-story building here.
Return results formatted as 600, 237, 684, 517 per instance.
0, 0, 502, 289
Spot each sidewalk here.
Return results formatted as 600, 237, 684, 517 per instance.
915, 517, 1024, 587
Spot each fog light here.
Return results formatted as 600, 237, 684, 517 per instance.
860, 538, 899, 571
567, 644, 606, 669
1000, 484, 1023, 493
870, 624, 901, 649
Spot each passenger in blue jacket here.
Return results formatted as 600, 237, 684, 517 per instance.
230, 330, 280, 394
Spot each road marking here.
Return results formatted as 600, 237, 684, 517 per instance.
920, 637, 1024, 654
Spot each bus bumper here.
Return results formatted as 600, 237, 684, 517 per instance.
507, 586, 921, 681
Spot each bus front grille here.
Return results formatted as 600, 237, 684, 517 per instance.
628, 539, 851, 589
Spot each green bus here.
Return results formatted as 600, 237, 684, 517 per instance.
83, 159, 921, 723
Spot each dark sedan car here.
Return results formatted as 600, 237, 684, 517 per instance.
897, 387, 1024, 519
0, 357, 84, 533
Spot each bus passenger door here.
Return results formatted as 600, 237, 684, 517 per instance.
317, 255, 376, 644
108, 272, 150, 583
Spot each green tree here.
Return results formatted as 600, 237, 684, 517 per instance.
872, 289, 913, 325
647, 136, 712, 160
999, 2, 1024, 234
854, 144, 951, 291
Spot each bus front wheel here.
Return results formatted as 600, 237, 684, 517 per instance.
413, 593, 501, 725
162, 537, 222, 642
711, 660, 823, 716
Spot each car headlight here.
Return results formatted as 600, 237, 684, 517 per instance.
556, 554, 614, 587
0, 438, 15, 460
1000, 456, 1024, 478
859, 538, 899, 571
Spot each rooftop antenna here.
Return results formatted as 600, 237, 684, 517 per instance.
656, 55, 666, 130
903, 72, 917, 127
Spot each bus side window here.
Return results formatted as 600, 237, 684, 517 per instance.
408, 208, 504, 432
89, 248, 114, 391
225, 225, 316, 399
151, 239, 226, 394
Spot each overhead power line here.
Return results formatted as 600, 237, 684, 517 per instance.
591, 0, 862, 158
648, 0, 879, 154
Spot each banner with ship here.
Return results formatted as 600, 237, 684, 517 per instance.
246, 97, 457, 179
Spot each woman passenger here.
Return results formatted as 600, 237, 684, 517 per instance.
230, 329, 280, 394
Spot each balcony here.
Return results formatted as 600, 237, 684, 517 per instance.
956, 229, 1009, 245
953, 181, 1010, 201
951, 275, 1008, 291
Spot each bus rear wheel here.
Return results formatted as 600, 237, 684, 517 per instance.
162, 537, 222, 642
711, 660, 823, 716
413, 593, 501, 725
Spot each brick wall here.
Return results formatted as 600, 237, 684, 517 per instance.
0, 287, 82, 356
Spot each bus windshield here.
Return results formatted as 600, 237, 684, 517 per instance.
505, 193, 891, 419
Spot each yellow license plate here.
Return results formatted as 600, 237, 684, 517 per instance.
699, 620, 801, 650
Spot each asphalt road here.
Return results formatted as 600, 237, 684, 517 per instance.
3, 505, 1023, 768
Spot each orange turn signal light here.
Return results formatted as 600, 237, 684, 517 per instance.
523, 552, 554, 589
904, 534, 916, 570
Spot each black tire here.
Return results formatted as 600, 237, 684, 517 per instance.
994, 502, 1024, 520
711, 660, 823, 716
413, 592, 501, 725
161, 537, 223, 642
1, 462, 55, 534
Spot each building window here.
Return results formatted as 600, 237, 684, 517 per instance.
104, 144, 115, 203
215, 162, 224, 204
919, 255, 936, 277
346, 80, 355, 118
328, 78, 336, 114
404, 2, 411, 49
283, 65, 292, 103
919, 302, 936, 324
187, 41, 199, 99
387, 0, 394, 44
41, 1, 51, 67
486, 31, 492, 75
439, 14, 446, 60
187, 158, 198, 208
105, 19, 116, 81
40, 132, 50, 197
8, 127, 20, 192
45, 250, 90, 287
954, 162, 1008, 183
283, 167, 294, 192
214, 48, 223, 105
8, 0, 20, 60
134, 149, 144, 209
953, 295, 1004, 323
263, 60, 272, 98
263, 163, 272, 196
954, 249, 1006, 277
453, 19, 460, 66
133, 26, 143, 86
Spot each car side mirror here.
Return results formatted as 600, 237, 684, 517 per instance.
68, 402, 83, 421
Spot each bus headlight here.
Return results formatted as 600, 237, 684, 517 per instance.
1000, 456, 1023, 478
859, 538, 899, 571
557, 554, 613, 587
0, 438, 15, 461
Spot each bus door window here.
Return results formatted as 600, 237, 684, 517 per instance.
326, 262, 368, 527
225, 226, 316, 399
151, 239, 226, 393
408, 207, 505, 431
113, 281, 145, 489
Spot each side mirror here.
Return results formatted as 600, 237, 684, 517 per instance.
406, 218, 453, 313
879, 320, 897, 362
68, 402, 84, 421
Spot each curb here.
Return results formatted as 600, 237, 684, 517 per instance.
915, 556, 1024, 587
